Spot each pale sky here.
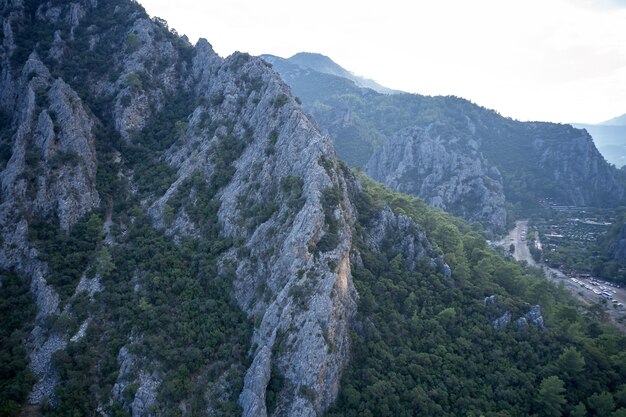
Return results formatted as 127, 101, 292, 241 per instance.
139, 0, 626, 124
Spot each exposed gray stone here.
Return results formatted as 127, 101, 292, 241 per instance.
70, 319, 90, 342
75, 274, 102, 299
524, 305, 545, 329
239, 346, 272, 417
111, 345, 161, 417
28, 330, 66, 403
493, 312, 512, 331
441, 262, 452, 278
132, 371, 160, 417
366, 205, 432, 271
484, 295, 497, 305
366, 123, 507, 233
529, 124, 624, 206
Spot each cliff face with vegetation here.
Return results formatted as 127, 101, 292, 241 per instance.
264, 54, 625, 233
2, 1, 626, 417
365, 124, 507, 233
1, 1, 356, 415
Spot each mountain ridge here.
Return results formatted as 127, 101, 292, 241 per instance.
600, 112, 626, 126
264, 53, 626, 232
572, 122, 626, 168
262, 52, 399, 95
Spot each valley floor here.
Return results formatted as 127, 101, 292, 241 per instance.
503, 220, 626, 333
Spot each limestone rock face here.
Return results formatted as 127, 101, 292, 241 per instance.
203, 55, 357, 417
493, 312, 512, 331
366, 124, 507, 234
1, 1, 357, 415
166, 45, 359, 417
526, 123, 625, 206
0, 50, 100, 403
1, 53, 100, 231
524, 305, 544, 329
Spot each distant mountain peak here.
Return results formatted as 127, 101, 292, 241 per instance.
268, 51, 400, 94
288, 52, 353, 78
600, 113, 626, 126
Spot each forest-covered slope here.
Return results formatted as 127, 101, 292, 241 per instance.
1, 1, 626, 417
329, 174, 626, 417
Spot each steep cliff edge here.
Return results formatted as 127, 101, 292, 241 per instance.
479, 121, 624, 208
0, 0, 356, 415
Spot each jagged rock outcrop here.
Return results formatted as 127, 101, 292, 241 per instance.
365, 205, 433, 270
485, 295, 545, 331
523, 305, 544, 329
484, 294, 498, 305
181, 47, 357, 416
366, 124, 507, 233
490, 303, 545, 331
1, 52, 100, 230
493, 312, 512, 331
0, 24, 101, 401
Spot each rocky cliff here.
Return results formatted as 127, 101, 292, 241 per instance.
484, 121, 625, 208
0, 0, 356, 415
365, 124, 507, 233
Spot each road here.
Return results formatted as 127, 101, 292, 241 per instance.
506, 220, 536, 266
501, 220, 626, 333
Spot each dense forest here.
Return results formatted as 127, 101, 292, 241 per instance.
327, 174, 626, 417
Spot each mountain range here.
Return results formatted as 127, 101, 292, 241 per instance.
1, 1, 626, 417
263, 53, 626, 234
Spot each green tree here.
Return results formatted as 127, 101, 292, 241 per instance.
95, 247, 115, 277
82, 213, 105, 243
557, 347, 585, 381
587, 392, 614, 417
615, 385, 626, 408
537, 376, 566, 417
570, 402, 586, 417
